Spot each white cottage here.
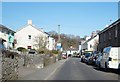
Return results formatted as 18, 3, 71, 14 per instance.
15, 20, 55, 50
81, 35, 99, 52
47, 37, 55, 50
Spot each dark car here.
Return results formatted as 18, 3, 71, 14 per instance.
88, 51, 99, 65
84, 53, 91, 63
81, 55, 85, 62
68, 54, 72, 57
28, 49, 37, 54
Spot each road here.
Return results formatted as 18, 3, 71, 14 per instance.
47, 58, 119, 80
19, 57, 119, 80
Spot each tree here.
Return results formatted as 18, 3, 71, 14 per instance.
33, 35, 48, 51
48, 31, 81, 50
93, 39, 99, 51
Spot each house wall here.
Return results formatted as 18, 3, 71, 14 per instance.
0, 25, 15, 49
87, 35, 99, 51
81, 35, 99, 52
47, 37, 55, 50
15, 25, 48, 50
118, 21, 120, 46
99, 19, 120, 52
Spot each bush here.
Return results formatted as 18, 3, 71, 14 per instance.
17, 47, 28, 52
51, 50, 58, 54
38, 50, 44, 54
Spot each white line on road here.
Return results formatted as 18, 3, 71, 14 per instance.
44, 59, 68, 80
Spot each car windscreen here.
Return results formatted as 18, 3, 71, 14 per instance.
85, 53, 91, 58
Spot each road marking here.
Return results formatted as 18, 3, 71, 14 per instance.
44, 59, 67, 80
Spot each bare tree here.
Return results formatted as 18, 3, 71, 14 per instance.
93, 39, 99, 51
33, 35, 48, 50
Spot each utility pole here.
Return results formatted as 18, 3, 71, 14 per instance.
57, 25, 61, 60
58, 25, 61, 43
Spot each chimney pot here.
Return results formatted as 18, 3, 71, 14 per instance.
28, 20, 32, 25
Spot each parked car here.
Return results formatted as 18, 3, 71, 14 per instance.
95, 52, 103, 68
100, 46, 120, 69
62, 52, 67, 59
80, 55, 85, 62
28, 49, 37, 54
68, 54, 72, 57
84, 53, 91, 63
87, 51, 99, 65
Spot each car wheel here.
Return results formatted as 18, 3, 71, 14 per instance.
105, 62, 108, 71
98, 63, 101, 69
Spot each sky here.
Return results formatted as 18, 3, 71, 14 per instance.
2, 0, 120, 2
1, 2, 118, 37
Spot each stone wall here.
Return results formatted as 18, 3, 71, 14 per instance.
23, 54, 44, 69
0, 50, 59, 81
43, 56, 56, 67
1, 50, 19, 80
23, 54, 57, 68
0, 52, 2, 81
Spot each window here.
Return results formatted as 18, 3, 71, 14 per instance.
90, 44, 92, 48
104, 34, 106, 41
109, 32, 111, 40
8, 31, 10, 34
12, 32, 14, 36
28, 46, 31, 49
115, 25, 118, 38
8, 36, 12, 42
28, 35, 31, 39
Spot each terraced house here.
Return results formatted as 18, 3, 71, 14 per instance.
98, 18, 120, 52
0, 24, 15, 49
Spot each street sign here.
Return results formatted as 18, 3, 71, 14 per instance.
56, 43, 62, 50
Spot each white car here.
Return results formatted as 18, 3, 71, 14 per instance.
100, 46, 120, 69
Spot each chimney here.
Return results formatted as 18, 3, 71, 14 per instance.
28, 20, 32, 25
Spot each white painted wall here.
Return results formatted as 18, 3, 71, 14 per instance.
87, 35, 99, 51
0, 26, 15, 49
15, 20, 55, 50
47, 37, 55, 50
15, 24, 48, 49
82, 35, 99, 52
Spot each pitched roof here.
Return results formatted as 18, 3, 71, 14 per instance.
0, 24, 15, 33
84, 34, 98, 44
98, 18, 120, 34
16, 24, 49, 36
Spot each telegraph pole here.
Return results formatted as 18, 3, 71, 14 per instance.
57, 25, 61, 60
58, 25, 61, 43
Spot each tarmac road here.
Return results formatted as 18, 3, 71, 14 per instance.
47, 58, 119, 80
